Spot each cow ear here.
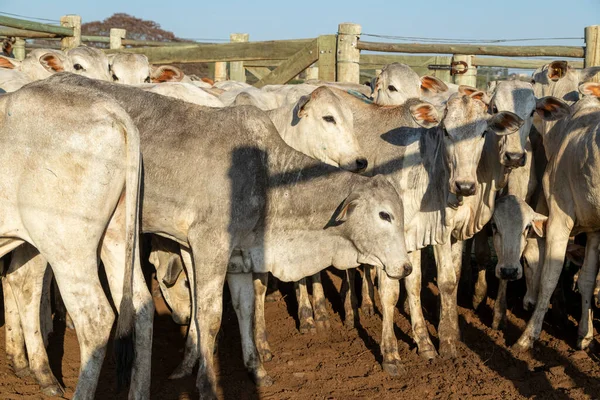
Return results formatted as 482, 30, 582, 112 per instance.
535, 96, 571, 121
39, 53, 65, 73
0, 55, 20, 69
487, 111, 524, 136
577, 66, 600, 83
459, 85, 490, 104
579, 82, 600, 98
151, 65, 184, 83
335, 199, 358, 223
530, 213, 547, 237
547, 61, 568, 81
161, 255, 184, 288
296, 94, 311, 118
409, 102, 439, 128
420, 75, 448, 94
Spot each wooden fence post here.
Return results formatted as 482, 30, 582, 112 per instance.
336, 23, 361, 83
60, 15, 81, 51
13, 38, 25, 60
230, 33, 249, 82
110, 28, 126, 50
585, 25, 600, 83
453, 54, 477, 88
318, 35, 336, 82
214, 62, 227, 82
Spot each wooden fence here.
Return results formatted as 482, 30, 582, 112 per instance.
1, 15, 598, 87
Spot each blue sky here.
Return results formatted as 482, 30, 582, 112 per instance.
1, 0, 598, 45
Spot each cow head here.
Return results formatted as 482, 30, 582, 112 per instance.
328, 175, 411, 280
491, 195, 546, 281
67, 46, 112, 81
488, 80, 570, 168
422, 87, 523, 198
148, 237, 191, 325
293, 86, 368, 173
109, 53, 152, 84
372, 63, 448, 106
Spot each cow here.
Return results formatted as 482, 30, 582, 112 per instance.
38, 73, 413, 397
140, 82, 225, 107
0, 78, 151, 399
514, 82, 600, 352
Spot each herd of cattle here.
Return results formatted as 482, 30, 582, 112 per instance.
0, 45, 599, 399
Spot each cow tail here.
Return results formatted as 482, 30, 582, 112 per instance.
114, 112, 142, 391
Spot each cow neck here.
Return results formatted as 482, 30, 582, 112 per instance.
266, 103, 317, 160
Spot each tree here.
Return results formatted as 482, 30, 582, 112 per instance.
82, 13, 183, 43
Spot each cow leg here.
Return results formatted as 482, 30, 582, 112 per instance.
404, 250, 436, 359
100, 224, 154, 399
227, 272, 272, 386
342, 269, 358, 328
2, 269, 30, 378
377, 268, 402, 376
253, 272, 272, 362
594, 263, 600, 309
576, 232, 600, 349
310, 272, 331, 330
169, 246, 199, 379
492, 279, 508, 330
295, 278, 316, 334
514, 208, 573, 351
189, 239, 229, 398
434, 239, 463, 358
361, 265, 376, 316
6, 245, 62, 396
523, 236, 544, 311
472, 230, 491, 310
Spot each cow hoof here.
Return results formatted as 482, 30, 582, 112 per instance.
259, 349, 273, 363
14, 367, 31, 378
41, 384, 64, 397
315, 319, 331, 331
361, 304, 375, 316
382, 361, 405, 377
418, 345, 437, 360
512, 339, 532, 353
577, 336, 593, 350
168, 364, 193, 380
299, 323, 317, 335
254, 373, 274, 387
439, 340, 458, 358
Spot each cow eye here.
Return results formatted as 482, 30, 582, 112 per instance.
491, 104, 499, 114
73, 63, 84, 71
323, 115, 336, 124
112, 74, 119, 82
388, 85, 397, 92
379, 211, 392, 222
530, 79, 536, 85
144, 76, 151, 83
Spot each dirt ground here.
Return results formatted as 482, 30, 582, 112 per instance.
0, 251, 599, 400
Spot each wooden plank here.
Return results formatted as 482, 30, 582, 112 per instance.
473, 56, 583, 69
246, 66, 272, 80
360, 54, 447, 69
230, 33, 249, 82
357, 40, 585, 58
318, 35, 336, 81
244, 60, 283, 67
0, 16, 73, 36
254, 39, 319, 88
104, 39, 314, 63
0, 27, 58, 38
585, 25, 600, 82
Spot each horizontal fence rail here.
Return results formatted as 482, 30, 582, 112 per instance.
0, 15, 73, 37
357, 40, 585, 58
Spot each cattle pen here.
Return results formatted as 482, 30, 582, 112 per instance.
1, 14, 598, 88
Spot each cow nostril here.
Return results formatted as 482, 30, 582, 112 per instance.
500, 267, 519, 280
404, 262, 413, 276
455, 181, 476, 196
505, 152, 526, 165
356, 158, 368, 171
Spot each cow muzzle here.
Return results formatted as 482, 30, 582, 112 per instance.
454, 180, 476, 197
503, 152, 526, 168
385, 261, 412, 280
496, 265, 522, 281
